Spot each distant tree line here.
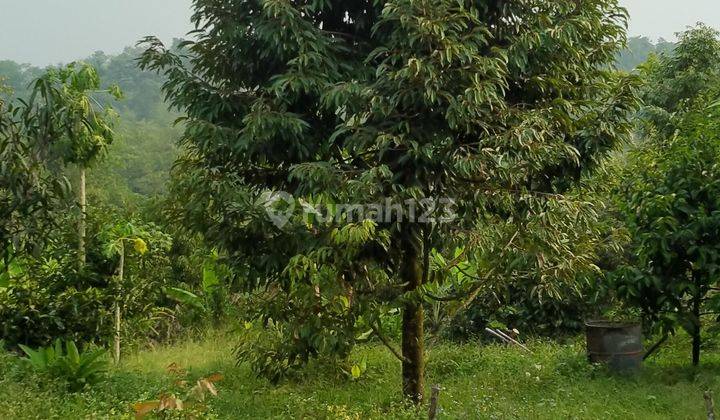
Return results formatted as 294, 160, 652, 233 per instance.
616, 36, 676, 72
1, 43, 184, 203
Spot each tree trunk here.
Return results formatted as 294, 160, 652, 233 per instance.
78, 167, 87, 268
693, 291, 701, 367
400, 226, 424, 403
113, 242, 124, 365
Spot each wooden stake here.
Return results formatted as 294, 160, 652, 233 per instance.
705, 391, 715, 420
113, 242, 124, 365
428, 385, 440, 420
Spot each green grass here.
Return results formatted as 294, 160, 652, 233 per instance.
1, 331, 719, 419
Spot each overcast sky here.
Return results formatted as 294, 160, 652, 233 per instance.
1, 0, 719, 66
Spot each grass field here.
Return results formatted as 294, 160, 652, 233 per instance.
1, 331, 718, 419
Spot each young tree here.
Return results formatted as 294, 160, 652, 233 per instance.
102, 222, 151, 364
29, 63, 122, 267
614, 25, 720, 366
638, 24, 720, 138
617, 115, 720, 366
142, 0, 636, 402
0, 82, 71, 279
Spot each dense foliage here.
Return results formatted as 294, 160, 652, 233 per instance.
0, 83, 71, 267
613, 25, 720, 366
0, 63, 192, 354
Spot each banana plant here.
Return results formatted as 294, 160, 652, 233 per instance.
165, 250, 226, 313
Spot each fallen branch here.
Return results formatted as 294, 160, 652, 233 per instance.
643, 334, 668, 361
494, 328, 533, 354
484, 328, 509, 342
485, 327, 533, 354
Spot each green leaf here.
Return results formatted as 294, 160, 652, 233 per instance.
351, 365, 361, 379
166, 287, 206, 311
202, 261, 220, 292
66, 341, 80, 365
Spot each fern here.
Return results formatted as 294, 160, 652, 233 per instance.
20, 340, 108, 391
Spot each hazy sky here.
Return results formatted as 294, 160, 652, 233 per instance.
1, 0, 719, 66
0, 0, 194, 65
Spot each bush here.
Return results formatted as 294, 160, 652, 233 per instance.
0, 210, 180, 350
0, 265, 113, 348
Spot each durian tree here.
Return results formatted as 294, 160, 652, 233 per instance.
141, 0, 637, 402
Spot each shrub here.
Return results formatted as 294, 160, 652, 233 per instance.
19, 339, 109, 391
0, 265, 113, 348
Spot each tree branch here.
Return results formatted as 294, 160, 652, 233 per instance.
371, 322, 408, 363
